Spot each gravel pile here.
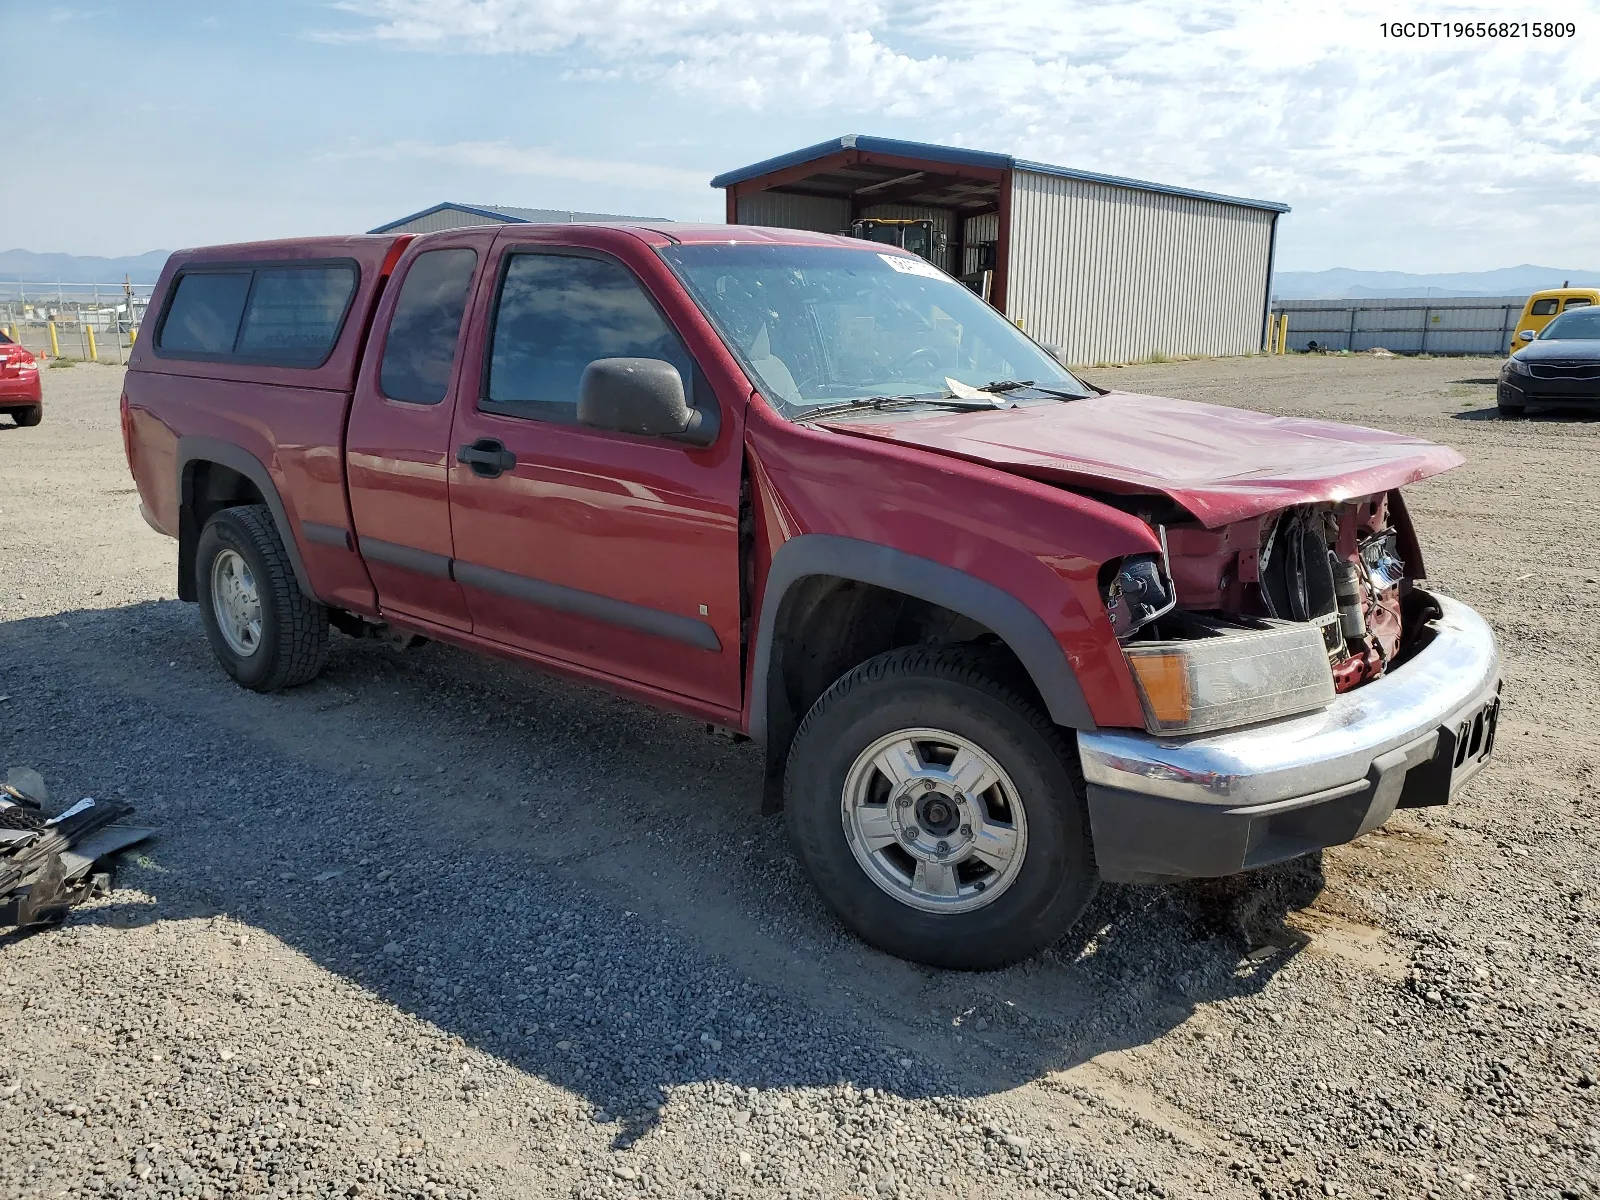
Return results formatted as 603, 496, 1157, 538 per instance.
2, 359, 1598, 1199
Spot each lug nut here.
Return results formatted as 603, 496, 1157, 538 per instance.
897, 797, 912, 809
959, 824, 972, 837
901, 830, 916, 844
937, 840, 950, 855
923, 780, 937, 792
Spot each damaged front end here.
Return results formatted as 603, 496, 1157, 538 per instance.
1103, 491, 1431, 736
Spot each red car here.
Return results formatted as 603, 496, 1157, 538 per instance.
0, 331, 42, 426
121, 226, 1501, 969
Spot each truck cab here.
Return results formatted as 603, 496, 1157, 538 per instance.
122, 223, 1502, 970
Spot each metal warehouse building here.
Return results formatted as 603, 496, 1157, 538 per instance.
713, 135, 1290, 364
370, 202, 667, 235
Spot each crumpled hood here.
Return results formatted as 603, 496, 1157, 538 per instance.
818, 390, 1465, 528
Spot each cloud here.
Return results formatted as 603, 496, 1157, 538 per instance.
326, 0, 1600, 268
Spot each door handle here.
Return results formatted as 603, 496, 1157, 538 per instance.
457, 438, 517, 478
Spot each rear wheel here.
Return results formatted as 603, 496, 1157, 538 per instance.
196, 504, 328, 692
12, 406, 41, 427
783, 646, 1096, 969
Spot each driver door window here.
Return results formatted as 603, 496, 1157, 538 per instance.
484, 253, 694, 423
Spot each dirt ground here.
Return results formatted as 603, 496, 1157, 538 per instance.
2, 355, 1597, 1200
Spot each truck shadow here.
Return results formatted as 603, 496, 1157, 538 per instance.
1453, 406, 1600, 423
2, 600, 1319, 1147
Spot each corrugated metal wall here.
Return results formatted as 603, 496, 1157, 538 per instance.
1007, 170, 1275, 364
737, 192, 850, 232
963, 213, 999, 275
385, 209, 515, 234
1275, 296, 1526, 356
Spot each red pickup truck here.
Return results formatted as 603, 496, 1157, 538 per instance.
122, 224, 1502, 969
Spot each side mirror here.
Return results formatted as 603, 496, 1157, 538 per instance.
578, 357, 717, 446
1518, 330, 1535, 342
1039, 342, 1068, 365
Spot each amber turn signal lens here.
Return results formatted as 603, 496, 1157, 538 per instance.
1125, 651, 1192, 727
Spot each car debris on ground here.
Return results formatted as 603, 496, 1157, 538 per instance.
1, 766, 153, 931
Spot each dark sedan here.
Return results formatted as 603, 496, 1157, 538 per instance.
1499, 306, 1600, 416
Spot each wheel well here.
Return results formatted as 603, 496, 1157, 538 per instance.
760, 574, 1042, 811
178, 461, 265, 602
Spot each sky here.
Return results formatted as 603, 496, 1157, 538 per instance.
1, 0, 1596, 271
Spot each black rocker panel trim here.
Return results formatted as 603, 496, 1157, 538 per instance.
452, 560, 722, 652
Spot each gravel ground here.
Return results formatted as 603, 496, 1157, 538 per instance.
2, 356, 1597, 1200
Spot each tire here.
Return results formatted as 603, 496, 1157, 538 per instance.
783, 645, 1097, 969
195, 504, 328, 692
12, 407, 41, 427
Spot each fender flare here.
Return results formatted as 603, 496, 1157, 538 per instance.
748, 534, 1097, 741
176, 435, 315, 599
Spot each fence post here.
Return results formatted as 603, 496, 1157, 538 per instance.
1420, 306, 1431, 355
1347, 306, 1358, 352
48, 320, 59, 358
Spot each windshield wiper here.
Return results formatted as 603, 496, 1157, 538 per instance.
981, 379, 1090, 400
798, 394, 1007, 421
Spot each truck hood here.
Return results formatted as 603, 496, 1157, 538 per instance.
818, 390, 1465, 528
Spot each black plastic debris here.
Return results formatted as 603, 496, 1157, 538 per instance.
1, 767, 155, 931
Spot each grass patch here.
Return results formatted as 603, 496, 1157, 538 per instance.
47, 357, 78, 368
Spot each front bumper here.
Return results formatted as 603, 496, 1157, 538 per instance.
1079, 591, 1500, 883
1499, 376, 1600, 408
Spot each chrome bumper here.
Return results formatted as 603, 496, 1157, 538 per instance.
1078, 591, 1501, 882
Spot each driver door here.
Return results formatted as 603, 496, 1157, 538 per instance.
445, 233, 745, 712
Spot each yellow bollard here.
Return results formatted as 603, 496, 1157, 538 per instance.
48, 320, 59, 358
87, 324, 98, 362
1277, 313, 1289, 355
130, 325, 138, 346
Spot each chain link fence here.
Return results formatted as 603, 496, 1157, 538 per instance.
1, 280, 156, 365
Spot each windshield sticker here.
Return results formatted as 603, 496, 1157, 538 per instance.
879, 254, 945, 280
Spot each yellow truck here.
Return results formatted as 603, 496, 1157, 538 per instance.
1511, 287, 1599, 353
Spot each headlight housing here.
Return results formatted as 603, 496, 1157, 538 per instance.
1123, 618, 1335, 736
1504, 355, 1532, 376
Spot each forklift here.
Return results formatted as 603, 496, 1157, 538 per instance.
847, 218, 946, 265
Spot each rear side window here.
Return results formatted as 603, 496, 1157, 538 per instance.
379, 249, 478, 404
160, 272, 253, 354
235, 267, 357, 364
156, 262, 357, 366
1530, 298, 1560, 316
1565, 297, 1593, 310
485, 253, 692, 423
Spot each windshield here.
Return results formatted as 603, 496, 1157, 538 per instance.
659, 243, 1090, 416
1538, 307, 1600, 340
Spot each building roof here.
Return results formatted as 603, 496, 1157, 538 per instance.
711, 134, 1290, 215
368, 202, 670, 234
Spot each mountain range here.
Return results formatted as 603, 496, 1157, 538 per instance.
1271, 265, 1600, 300
0, 249, 173, 285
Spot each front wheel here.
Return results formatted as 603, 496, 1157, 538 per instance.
783, 646, 1097, 969
196, 504, 328, 692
